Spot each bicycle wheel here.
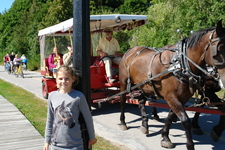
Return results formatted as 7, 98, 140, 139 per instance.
7, 69, 11, 75
11, 66, 16, 75
42, 81, 49, 99
20, 67, 24, 78
14, 67, 19, 77
6, 65, 11, 75
15, 72, 19, 78
22, 64, 27, 71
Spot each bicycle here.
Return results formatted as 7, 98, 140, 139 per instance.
14, 63, 24, 78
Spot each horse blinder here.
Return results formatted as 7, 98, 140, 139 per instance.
209, 33, 225, 68
210, 44, 217, 57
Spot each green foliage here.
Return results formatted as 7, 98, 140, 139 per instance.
40, 0, 73, 28
129, 0, 225, 48
114, 31, 131, 53
119, 0, 149, 14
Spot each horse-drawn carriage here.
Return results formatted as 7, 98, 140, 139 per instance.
38, 14, 148, 99
38, 15, 225, 150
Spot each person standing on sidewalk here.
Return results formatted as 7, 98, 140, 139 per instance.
43, 65, 97, 150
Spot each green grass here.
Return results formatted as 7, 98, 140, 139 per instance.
0, 79, 127, 150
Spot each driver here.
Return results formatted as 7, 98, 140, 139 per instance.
96, 27, 122, 83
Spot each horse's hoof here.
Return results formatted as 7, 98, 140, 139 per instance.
172, 117, 177, 123
152, 115, 160, 121
161, 139, 174, 148
139, 126, 149, 134
119, 124, 128, 130
192, 128, 203, 135
211, 130, 219, 142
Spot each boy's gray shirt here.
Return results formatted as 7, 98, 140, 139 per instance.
44, 89, 95, 147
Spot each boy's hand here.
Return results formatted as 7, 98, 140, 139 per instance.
88, 138, 97, 148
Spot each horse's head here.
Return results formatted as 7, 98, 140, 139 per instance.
58, 101, 75, 128
205, 20, 225, 87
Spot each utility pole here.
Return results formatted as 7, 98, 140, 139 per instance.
73, 0, 91, 149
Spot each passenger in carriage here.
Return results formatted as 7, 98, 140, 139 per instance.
48, 46, 63, 73
96, 27, 122, 83
63, 45, 73, 68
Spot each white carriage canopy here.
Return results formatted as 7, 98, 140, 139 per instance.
38, 14, 148, 36
38, 14, 148, 71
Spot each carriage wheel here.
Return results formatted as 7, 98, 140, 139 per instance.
42, 81, 49, 99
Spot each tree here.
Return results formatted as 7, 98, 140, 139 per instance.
40, 0, 73, 29
119, 0, 149, 14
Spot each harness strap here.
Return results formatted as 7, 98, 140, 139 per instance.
124, 47, 153, 93
181, 51, 212, 76
98, 69, 171, 106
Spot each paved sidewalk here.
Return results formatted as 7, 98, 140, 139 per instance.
0, 95, 44, 150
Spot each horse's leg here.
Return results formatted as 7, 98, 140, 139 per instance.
162, 103, 194, 150
151, 96, 160, 121
176, 108, 194, 150
191, 112, 204, 135
161, 110, 177, 148
138, 94, 149, 134
151, 107, 160, 120
119, 93, 128, 130
191, 89, 207, 135
211, 115, 225, 142
119, 63, 129, 131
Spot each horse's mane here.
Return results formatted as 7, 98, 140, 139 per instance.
187, 26, 216, 48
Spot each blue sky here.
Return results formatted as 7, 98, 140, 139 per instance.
0, 0, 15, 13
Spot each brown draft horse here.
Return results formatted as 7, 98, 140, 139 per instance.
150, 45, 225, 141
151, 75, 225, 141
119, 20, 225, 150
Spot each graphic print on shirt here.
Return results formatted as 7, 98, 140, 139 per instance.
51, 100, 75, 145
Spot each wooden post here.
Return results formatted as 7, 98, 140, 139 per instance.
73, 0, 91, 150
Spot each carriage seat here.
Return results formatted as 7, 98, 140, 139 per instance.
91, 55, 120, 83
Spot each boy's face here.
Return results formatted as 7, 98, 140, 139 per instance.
56, 71, 75, 92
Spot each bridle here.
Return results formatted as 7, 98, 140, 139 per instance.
204, 29, 225, 68
58, 107, 73, 123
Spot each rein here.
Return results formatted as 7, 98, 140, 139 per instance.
58, 108, 73, 123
